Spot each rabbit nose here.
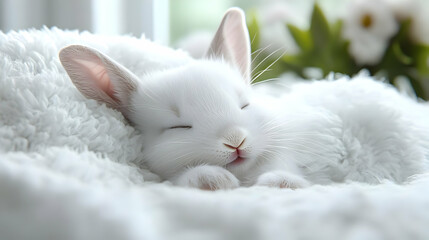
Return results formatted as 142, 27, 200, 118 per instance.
223, 138, 246, 150
222, 127, 247, 150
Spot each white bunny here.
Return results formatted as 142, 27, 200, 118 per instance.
59, 8, 429, 190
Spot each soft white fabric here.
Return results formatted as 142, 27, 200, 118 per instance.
1, 28, 429, 240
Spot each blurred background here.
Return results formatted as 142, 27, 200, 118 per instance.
1, 0, 429, 99
0, 0, 340, 44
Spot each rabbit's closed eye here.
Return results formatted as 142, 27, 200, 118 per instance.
168, 125, 192, 130
241, 103, 249, 109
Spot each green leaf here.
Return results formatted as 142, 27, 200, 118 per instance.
330, 20, 343, 40
392, 42, 413, 65
309, 4, 331, 50
246, 9, 260, 54
414, 44, 429, 75
287, 24, 312, 52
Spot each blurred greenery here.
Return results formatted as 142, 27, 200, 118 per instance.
247, 3, 429, 100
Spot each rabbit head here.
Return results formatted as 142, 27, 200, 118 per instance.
60, 8, 276, 181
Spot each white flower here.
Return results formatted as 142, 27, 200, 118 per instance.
342, 0, 398, 65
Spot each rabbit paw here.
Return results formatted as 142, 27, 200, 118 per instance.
255, 171, 310, 189
174, 165, 240, 190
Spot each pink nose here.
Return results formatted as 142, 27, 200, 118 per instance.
223, 138, 246, 150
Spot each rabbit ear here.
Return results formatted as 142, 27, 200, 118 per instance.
206, 8, 251, 84
59, 45, 138, 117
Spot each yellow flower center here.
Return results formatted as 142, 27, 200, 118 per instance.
361, 14, 373, 28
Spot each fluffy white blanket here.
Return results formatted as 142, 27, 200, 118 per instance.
1, 28, 429, 240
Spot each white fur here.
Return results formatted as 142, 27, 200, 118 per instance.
269, 75, 429, 183
130, 65, 429, 187
58, 9, 310, 189
173, 165, 240, 190
2, 25, 429, 239
59, 9, 429, 190
275, 76, 429, 184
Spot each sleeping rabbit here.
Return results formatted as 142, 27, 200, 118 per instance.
59, 8, 429, 190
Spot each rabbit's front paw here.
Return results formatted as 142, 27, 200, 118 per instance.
174, 165, 240, 190
255, 171, 310, 189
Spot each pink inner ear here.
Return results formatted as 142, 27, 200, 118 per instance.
74, 58, 116, 100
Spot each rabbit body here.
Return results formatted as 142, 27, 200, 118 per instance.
60, 9, 429, 190
257, 77, 429, 185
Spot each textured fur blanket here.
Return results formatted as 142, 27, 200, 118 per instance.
1, 28, 429, 240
